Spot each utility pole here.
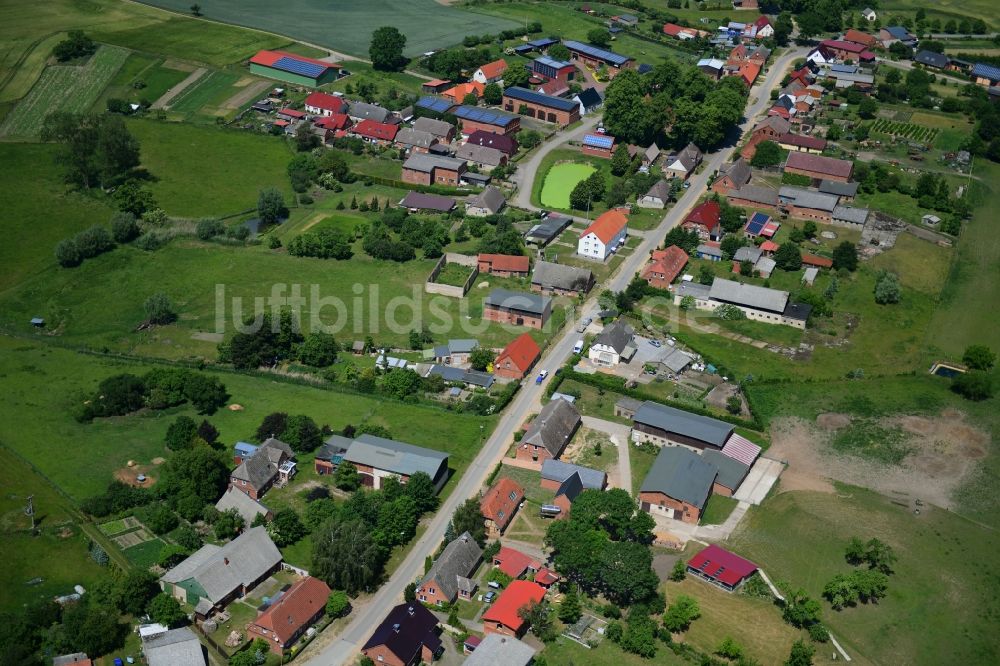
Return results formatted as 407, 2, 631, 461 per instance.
25, 495, 35, 533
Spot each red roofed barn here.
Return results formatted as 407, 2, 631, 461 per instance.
784, 151, 853, 183
352, 119, 398, 145
481, 580, 546, 636
687, 544, 758, 591
480, 477, 524, 537
493, 333, 541, 380
478, 253, 530, 277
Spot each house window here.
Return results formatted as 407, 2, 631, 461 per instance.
498, 510, 505, 520
508, 491, 517, 501
377, 657, 384, 663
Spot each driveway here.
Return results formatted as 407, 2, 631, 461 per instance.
581, 415, 632, 493
511, 115, 603, 209
733, 457, 784, 505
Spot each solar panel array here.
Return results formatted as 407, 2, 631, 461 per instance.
454, 105, 516, 126
272, 56, 327, 78
416, 96, 455, 113
745, 211, 770, 235
583, 134, 614, 149
563, 40, 631, 67
503, 86, 577, 112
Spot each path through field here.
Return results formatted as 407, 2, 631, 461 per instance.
151, 66, 206, 109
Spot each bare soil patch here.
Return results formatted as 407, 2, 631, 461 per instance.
220, 79, 270, 110
114, 464, 157, 488
769, 411, 988, 509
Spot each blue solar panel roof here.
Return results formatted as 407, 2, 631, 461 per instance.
563, 40, 632, 67
273, 56, 327, 78
534, 56, 572, 70
583, 134, 614, 149
972, 62, 1000, 80
454, 105, 517, 126
416, 96, 454, 113
503, 86, 578, 112
529, 38, 558, 48
745, 212, 770, 235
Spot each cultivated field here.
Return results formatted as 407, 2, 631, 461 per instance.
166, 69, 241, 115
0, 45, 129, 137
140, 0, 520, 57
869, 118, 939, 143
540, 162, 596, 209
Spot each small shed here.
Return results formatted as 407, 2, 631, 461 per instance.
802, 266, 819, 286
352, 340, 365, 355
30, 317, 45, 327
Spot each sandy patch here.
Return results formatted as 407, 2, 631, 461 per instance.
221, 79, 271, 110
114, 464, 156, 488
152, 457, 166, 465
769, 411, 988, 509
161, 59, 196, 72
191, 331, 224, 342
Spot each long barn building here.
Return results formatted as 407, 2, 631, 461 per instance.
250, 50, 342, 87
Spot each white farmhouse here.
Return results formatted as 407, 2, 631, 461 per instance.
588, 319, 637, 367
577, 209, 628, 261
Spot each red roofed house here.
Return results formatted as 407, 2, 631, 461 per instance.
352, 119, 398, 145
482, 580, 546, 637
663, 23, 708, 40
682, 201, 722, 241
747, 15, 774, 39
785, 151, 853, 183
478, 253, 530, 277
247, 576, 331, 654
820, 39, 868, 61
642, 245, 689, 290
738, 61, 762, 87
578, 209, 628, 261
480, 477, 525, 538
473, 59, 509, 85
304, 92, 346, 116
741, 116, 791, 160
687, 544, 758, 592
492, 546, 541, 579
314, 113, 352, 132
778, 132, 827, 154
443, 81, 485, 103
802, 253, 833, 269
493, 333, 541, 380
533, 567, 561, 589
760, 240, 779, 254
844, 29, 878, 48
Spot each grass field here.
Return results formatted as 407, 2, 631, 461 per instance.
881, 0, 999, 29
541, 634, 688, 666
727, 487, 1000, 666
0, 45, 129, 137
122, 537, 165, 567
166, 69, 240, 115
540, 162, 596, 209
0, 338, 494, 500
140, 0, 520, 57
91, 53, 189, 111
0, 32, 67, 104
700, 493, 738, 525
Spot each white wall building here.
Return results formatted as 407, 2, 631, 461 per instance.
577, 210, 628, 261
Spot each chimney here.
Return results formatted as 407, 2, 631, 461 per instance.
223, 557, 230, 566
461, 534, 468, 543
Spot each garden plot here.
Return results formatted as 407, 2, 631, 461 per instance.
98, 516, 142, 536
0, 45, 129, 137
869, 118, 939, 143
113, 526, 155, 549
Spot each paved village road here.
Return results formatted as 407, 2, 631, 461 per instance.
304, 46, 807, 666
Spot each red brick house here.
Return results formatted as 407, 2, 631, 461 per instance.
843, 29, 878, 49
247, 576, 331, 654
401, 153, 467, 186
502, 86, 580, 127
740, 116, 790, 160
515, 398, 581, 464
638, 447, 716, 525
493, 333, 541, 380
682, 201, 722, 241
483, 288, 551, 329
466, 130, 518, 156
229, 438, 295, 501
711, 158, 751, 194
784, 151, 853, 183
819, 39, 869, 62
454, 105, 521, 136
480, 477, 524, 537
642, 245, 689, 290
478, 253, 530, 277
417, 532, 482, 605
482, 581, 546, 637
352, 119, 398, 145
361, 603, 442, 666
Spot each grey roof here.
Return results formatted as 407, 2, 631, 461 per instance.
818, 179, 859, 197
593, 319, 634, 355
667, 142, 703, 172
718, 158, 751, 187
632, 401, 734, 447
643, 179, 670, 201
531, 260, 594, 293
485, 288, 550, 316
733, 246, 763, 263
779, 186, 839, 212
703, 449, 751, 491
160, 527, 281, 605
466, 185, 506, 213
400, 191, 455, 212
261, 437, 294, 457
729, 185, 779, 206
675, 281, 711, 300
758, 115, 791, 135
710, 277, 789, 314
556, 472, 584, 502
464, 633, 536, 666
427, 364, 494, 389
540, 459, 606, 489
525, 215, 572, 244
143, 627, 206, 666
230, 451, 278, 490
615, 396, 643, 413
395, 128, 437, 148
523, 398, 581, 456
644, 143, 660, 162
640, 446, 717, 509
659, 348, 693, 373
413, 116, 454, 138
421, 532, 482, 601
402, 153, 466, 173
344, 434, 449, 479
53, 655, 90, 666
832, 205, 869, 224
802, 266, 819, 283
755, 256, 776, 274
214, 486, 270, 524
348, 101, 390, 122
457, 142, 507, 167
696, 243, 723, 258
318, 434, 353, 461
448, 338, 478, 353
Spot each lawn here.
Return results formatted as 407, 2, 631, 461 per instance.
140, 0, 520, 57
880, 0, 999, 29
726, 487, 1000, 666
0, 45, 129, 137
166, 69, 241, 116
630, 444, 659, 497
540, 162, 596, 209
0, 31, 67, 104
0, 338, 493, 501
125, 118, 295, 217
122, 537, 166, 567
434, 262, 474, 288
494, 465, 553, 506
541, 634, 688, 666
91, 53, 189, 111
700, 493, 738, 525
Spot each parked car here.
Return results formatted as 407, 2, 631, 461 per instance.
535, 369, 549, 384
484, 590, 497, 602
576, 317, 592, 333
573, 339, 584, 353
648, 339, 662, 348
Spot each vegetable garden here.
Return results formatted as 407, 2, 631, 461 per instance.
869, 118, 939, 143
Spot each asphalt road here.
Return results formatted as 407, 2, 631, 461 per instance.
304, 46, 806, 666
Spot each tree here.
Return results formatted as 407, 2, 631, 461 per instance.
53, 30, 97, 61
720, 234, 747, 260
450, 497, 487, 546
160, 444, 230, 503
558, 586, 582, 624
258, 188, 287, 227
602, 69, 655, 144
802, 221, 817, 239
190, 4, 202, 17
823, 573, 859, 609
313, 517, 386, 593
326, 589, 350, 618
785, 640, 815, 666
299, 333, 340, 367
953, 371, 994, 401
114, 569, 160, 615
369, 26, 407, 71
845, 536, 866, 565
334, 460, 361, 491
663, 594, 700, 632
110, 211, 139, 243
611, 144, 632, 176
214, 508, 245, 540
774, 243, 802, 271
282, 414, 323, 453
861, 537, 897, 574
750, 140, 782, 167
670, 559, 687, 582
781, 589, 821, 628
587, 28, 611, 47
519, 601, 556, 641
619, 612, 658, 657
75, 226, 114, 258
268, 508, 306, 546
147, 593, 186, 627
858, 97, 879, 119
469, 346, 496, 371
832, 241, 858, 271
549, 43, 571, 61
56, 238, 82, 267
726, 394, 742, 415
482, 82, 502, 106
874, 270, 901, 304
962, 345, 996, 370
165, 415, 198, 450
699, 264, 715, 285
42, 113, 140, 189
716, 637, 744, 661
404, 472, 439, 513
144, 292, 176, 325
295, 123, 321, 151
851, 569, 889, 603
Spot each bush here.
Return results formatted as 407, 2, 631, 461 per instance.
196, 218, 226, 240
55, 238, 83, 267
144, 292, 177, 325
873, 270, 901, 304
135, 231, 166, 251
952, 371, 993, 401
110, 212, 139, 243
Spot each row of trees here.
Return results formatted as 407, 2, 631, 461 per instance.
75, 368, 228, 422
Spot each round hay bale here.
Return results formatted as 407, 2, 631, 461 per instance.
228, 403, 244, 411
127, 460, 136, 467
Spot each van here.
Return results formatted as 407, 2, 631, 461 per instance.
487, 581, 502, 589
573, 340, 584, 354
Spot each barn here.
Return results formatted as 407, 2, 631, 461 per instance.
687, 544, 758, 592
250, 50, 342, 87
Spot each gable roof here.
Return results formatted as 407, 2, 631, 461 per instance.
729, 184, 779, 206
702, 449, 751, 490
495, 333, 541, 374
687, 544, 757, 587
142, 627, 206, 666
563, 40, 633, 67
422, 532, 482, 599
503, 86, 578, 112
353, 119, 398, 141
718, 158, 751, 187
215, 486, 270, 524
395, 128, 437, 148
344, 434, 448, 479
632, 401, 734, 447
463, 633, 536, 666
575, 87, 604, 109
643, 179, 670, 201
721, 432, 762, 466
348, 102, 391, 122
540, 459, 606, 490
555, 471, 584, 503
757, 115, 791, 135
467, 130, 518, 155
403, 152, 466, 174
640, 446, 716, 509
710, 277, 789, 313
314, 113, 351, 131
972, 62, 1000, 81
685, 201, 721, 229
779, 186, 839, 212
304, 92, 345, 113
400, 191, 456, 212
479, 253, 529, 273
522, 398, 581, 456
482, 581, 546, 632
843, 28, 877, 47
778, 132, 827, 151
251, 576, 331, 645
785, 151, 853, 179
493, 546, 539, 578
531, 261, 593, 293
363, 603, 441, 663
593, 319, 634, 354
457, 142, 507, 166
412, 116, 454, 138
230, 450, 279, 491
453, 105, 519, 127
444, 81, 485, 102
643, 245, 688, 285
478, 59, 508, 80
821, 39, 867, 54
480, 478, 524, 530
832, 204, 869, 224
467, 186, 507, 213
581, 209, 628, 244
485, 288, 550, 316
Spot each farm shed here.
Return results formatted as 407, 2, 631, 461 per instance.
249, 50, 341, 87
687, 544, 758, 591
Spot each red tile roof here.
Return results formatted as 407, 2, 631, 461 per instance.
802, 253, 833, 268
581, 209, 628, 244
844, 29, 878, 47
353, 119, 398, 142
778, 132, 827, 151
481, 580, 546, 632
495, 333, 541, 376
278, 108, 306, 119
663, 23, 684, 37
753, 15, 771, 30
643, 245, 688, 285
480, 478, 524, 531
768, 106, 791, 119
305, 92, 346, 113
477, 59, 509, 81
820, 39, 867, 54
739, 61, 762, 86
533, 567, 560, 587
685, 201, 721, 229
443, 82, 485, 102
760, 240, 779, 252
785, 151, 853, 179
687, 544, 757, 587
250, 576, 331, 645
315, 113, 352, 130
493, 546, 539, 578
480, 253, 530, 273
250, 50, 339, 69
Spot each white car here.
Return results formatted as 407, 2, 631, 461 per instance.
573, 340, 584, 354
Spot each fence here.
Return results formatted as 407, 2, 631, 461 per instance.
424, 253, 480, 298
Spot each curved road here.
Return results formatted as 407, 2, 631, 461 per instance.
304, 46, 807, 666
